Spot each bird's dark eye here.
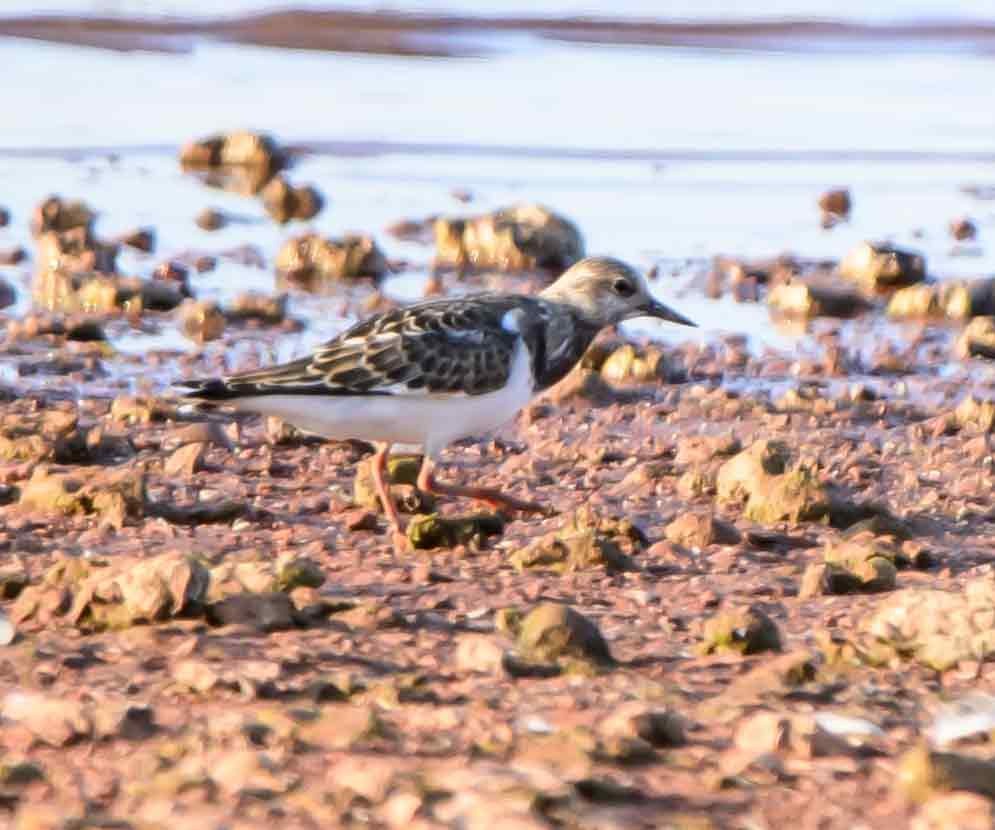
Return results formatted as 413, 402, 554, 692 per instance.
612, 278, 635, 297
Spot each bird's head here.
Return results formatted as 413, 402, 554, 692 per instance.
540, 256, 696, 329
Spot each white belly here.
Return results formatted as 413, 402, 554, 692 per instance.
232, 339, 535, 457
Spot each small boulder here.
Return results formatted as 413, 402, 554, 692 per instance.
407, 513, 504, 550
260, 175, 323, 224
276, 232, 388, 289
178, 299, 226, 344
768, 280, 870, 319
818, 188, 851, 225
839, 241, 926, 291
433, 203, 584, 273
664, 512, 740, 549
956, 317, 995, 361
699, 605, 782, 656
512, 602, 613, 664
949, 217, 977, 242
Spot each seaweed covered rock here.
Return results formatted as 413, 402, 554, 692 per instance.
506, 602, 613, 664
353, 455, 434, 515
888, 279, 995, 321
178, 299, 226, 344
767, 280, 870, 319
716, 439, 830, 525
433, 203, 584, 273
956, 317, 995, 361
30, 196, 95, 237
699, 605, 782, 656
179, 130, 285, 195
276, 232, 388, 289
261, 175, 323, 224
839, 241, 926, 291
510, 506, 645, 573
17, 465, 146, 528
599, 343, 672, 384
406, 513, 504, 550
799, 537, 900, 597
0, 408, 129, 465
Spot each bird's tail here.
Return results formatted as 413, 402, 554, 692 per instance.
174, 378, 242, 402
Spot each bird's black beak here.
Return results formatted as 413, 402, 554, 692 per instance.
637, 298, 697, 327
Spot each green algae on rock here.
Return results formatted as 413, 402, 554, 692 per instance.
407, 513, 504, 550
510, 506, 644, 573
717, 439, 830, 525
512, 602, 613, 665
699, 605, 782, 656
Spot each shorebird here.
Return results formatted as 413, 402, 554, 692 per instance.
178, 256, 695, 549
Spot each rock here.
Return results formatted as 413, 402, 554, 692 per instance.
888, 280, 995, 320
510, 506, 644, 573
455, 634, 507, 674
30, 196, 95, 237
162, 421, 234, 451
949, 217, 977, 242
164, 442, 206, 477
767, 280, 870, 319
353, 454, 433, 514
407, 513, 504, 550
899, 744, 995, 802
109, 395, 172, 424
2, 691, 91, 746
206, 592, 298, 632
0, 566, 28, 600
699, 605, 782, 655
276, 232, 388, 289
31, 227, 119, 312
195, 207, 227, 231
0, 206, 8, 226
664, 512, 740, 549
178, 299, 226, 344
0, 277, 16, 309
433, 203, 584, 273
799, 537, 900, 597
226, 291, 287, 325
512, 603, 612, 664
599, 702, 686, 747
179, 130, 285, 191
675, 434, 741, 466
260, 175, 323, 223
954, 394, 995, 432
150, 498, 246, 525
956, 317, 995, 361
152, 260, 192, 296
18, 465, 145, 528
859, 580, 995, 670
818, 188, 851, 224
912, 793, 995, 830
599, 344, 671, 384
716, 439, 830, 525
208, 554, 324, 599
839, 241, 926, 291
65, 551, 210, 631
116, 226, 156, 253
173, 658, 221, 693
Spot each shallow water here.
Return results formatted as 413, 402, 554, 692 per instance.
0, 1, 992, 393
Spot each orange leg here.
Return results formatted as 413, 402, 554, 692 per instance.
371, 443, 410, 552
416, 456, 550, 516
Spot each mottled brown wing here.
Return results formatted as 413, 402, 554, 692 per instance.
186, 295, 527, 400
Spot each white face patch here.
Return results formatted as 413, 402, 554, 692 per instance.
501, 309, 521, 334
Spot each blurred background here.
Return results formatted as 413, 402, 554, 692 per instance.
0, 0, 993, 391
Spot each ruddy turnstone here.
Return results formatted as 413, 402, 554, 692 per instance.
178, 256, 695, 549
